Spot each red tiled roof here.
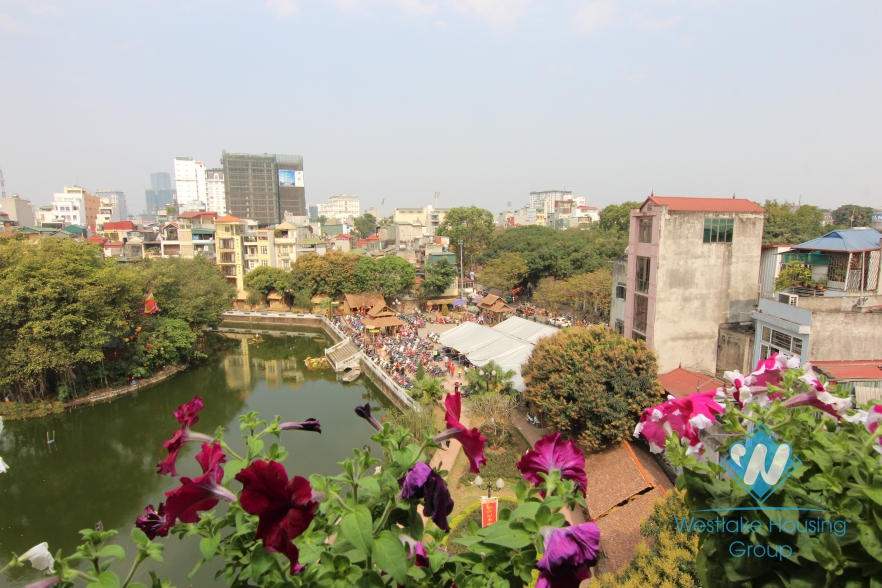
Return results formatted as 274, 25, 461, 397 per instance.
644, 196, 766, 213
366, 234, 380, 241
215, 214, 242, 223
812, 360, 882, 382
659, 367, 724, 399
333, 233, 350, 240
103, 241, 123, 248
85, 235, 107, 244
178, 211, 218, 219
103, 221, 136, 230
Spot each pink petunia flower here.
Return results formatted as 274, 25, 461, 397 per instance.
433, 392, 487, 473
161, 442, 236, 534
516, 433, 587, 497
157, 396, 213, 476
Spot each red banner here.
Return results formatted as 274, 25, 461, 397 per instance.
481, 498, 498, 527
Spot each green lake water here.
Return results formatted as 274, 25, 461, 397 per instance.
0, 329, 389, 587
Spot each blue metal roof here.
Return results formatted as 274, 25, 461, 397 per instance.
793, 228, 882, 253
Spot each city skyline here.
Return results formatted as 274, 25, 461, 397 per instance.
0, 1, 879, 215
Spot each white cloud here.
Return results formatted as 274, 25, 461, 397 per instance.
0, 11, 29, 32
434, 19, 447, 28
447, 0, 532, 28
326, 0, 365, 11
393, 0, 438, 16
267, 0, 299, 17
574, 1, 616, 34
639, 15, 681, 30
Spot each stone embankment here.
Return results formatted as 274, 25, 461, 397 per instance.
66, 364, 189, 409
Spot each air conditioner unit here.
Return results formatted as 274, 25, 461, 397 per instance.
778, 293, 799, 306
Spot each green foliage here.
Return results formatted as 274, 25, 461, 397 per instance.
243, 266, 294, 299
459, 428, 530, 486
595, 489, 700, 588
353, 213, 378, 239
422, 258, 458, 298
410, 373, 444, 404
481, 252, 529, 293
481, 225, 627, 286
532, 268, 613, 316
831, 204, 874, 227
599, 201, 641, 232
522, 326, 665, 450
774, 260, 814, 292
436, 206, 496, 271
353, 255, 416, 297
138, 318, 199, 366
662, 367, 882, 587
444, 499, 519, 555
463, 360, 517, 397
466, 389, 521, 450
291, 251, 362, 297
245, 291, 263, 309
761, 200, 828, 246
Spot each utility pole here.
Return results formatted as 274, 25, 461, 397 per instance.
458, 239, 464, 297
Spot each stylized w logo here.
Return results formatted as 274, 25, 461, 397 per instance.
720, 424, 801, 503
729, 442, 792, 486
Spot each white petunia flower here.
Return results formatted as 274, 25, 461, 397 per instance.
20, 542, 54, 570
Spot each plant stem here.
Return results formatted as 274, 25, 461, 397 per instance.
374, 499, 394, 536
219, 440, 245, 462
121, 552, 147, 588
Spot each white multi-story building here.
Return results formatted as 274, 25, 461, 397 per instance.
313, 194, 361, 219
52, 187, 90, 226
93, 190, 128, 221
97, 198, 116, 229
174, 157, 207, 211
205, 168, 226, 215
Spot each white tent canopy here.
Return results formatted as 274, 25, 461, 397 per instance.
438, 318, 559, 391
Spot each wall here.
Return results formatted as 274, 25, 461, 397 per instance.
610, 256, 627, 333
716, 325, 755, 378
808, 311, 882, 361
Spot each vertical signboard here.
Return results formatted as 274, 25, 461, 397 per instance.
481, 498, 498, 527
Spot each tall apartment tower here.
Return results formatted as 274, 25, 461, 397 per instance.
150, 172, 172, 191
623, 195, 766, 375
173, 157, 207, 211
205, 168, 226, 215
146, 172, 175, 215
222, 151, 305, 226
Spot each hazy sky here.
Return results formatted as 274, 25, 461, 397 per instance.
1, 0, 880, 215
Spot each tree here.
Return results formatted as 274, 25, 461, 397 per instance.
421, 258, 457, 298
598, 201, 641, 232
522, 326, 665, 450
353, 213, 378, 239
480, 252, 528, 294
831, 204, 874, 227
761, 200, 827, 246
290, 251, 361, 297
466, 391, 520, 450
410, 373, 444, 405
532, 277, 570, 311
462, 360, 517, 397
774, 260, 813, 292
435, 206, 496, 272
243, 266, 293, 301
566, 267, 613, 317
353, 255, 416, 297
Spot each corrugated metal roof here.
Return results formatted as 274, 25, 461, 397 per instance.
792, 228, 882, 253
812, 360, 882, 382
658, 367, 724, 399
644, 196, 766, 213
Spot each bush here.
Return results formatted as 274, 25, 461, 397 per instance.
460, 426, 530, 487
443, 498, 518, 555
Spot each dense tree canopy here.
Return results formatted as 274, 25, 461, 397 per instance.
760, 200, 828, 246
481, 225, 627, 286
352, 255, 416, 297
243, 266, 294, 299
831, 204, 874, 227
533, 268, 613, 316
290, 251, 361, 297
436, 206, 496, 271
353, 213, 378, 239
598, 201, 641, 232
480, 252, 529, 293
421, 258, 457, 298
522, 326, 665, 450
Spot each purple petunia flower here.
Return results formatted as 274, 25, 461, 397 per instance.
433, 391, 487, 473
22, 578, 61, 588
161, 442, 236, 535
399, 462, 454, 532
135, 503, 169, 539
157, 396, 213, 476
280, 418, 321, 433
355, 403, 382, 431
516, 433, 587, 497
536, 523, 601, 588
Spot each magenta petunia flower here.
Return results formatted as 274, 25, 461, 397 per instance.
536, 523, 601, 588
280, 418, 321, 433
235, 460, 318, 574
355, 403, 382, 431
432, 392, 487, 473
516, 433, 587, 497
399, 462, 454, 532
634, 391, 723, 454
157, 396, 213, 476
162, 442, 236, 534
867, 406, 882, 455
135, 503, 169, 539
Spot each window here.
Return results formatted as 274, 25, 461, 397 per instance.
616, 284, 626, 300
633, 293, 648, 334
636, 257, 651, 293
261, 260, 268, 266
638, 218, 652, 243
283, 260, 290, 270
703, 218, 734, 243
260, 246, 268, 255
760, 326, 803, 359
614, 319, 624, 334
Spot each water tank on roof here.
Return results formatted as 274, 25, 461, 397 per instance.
872, 208, 882, 232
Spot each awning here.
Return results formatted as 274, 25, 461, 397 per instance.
426, 298, 457, 306
452, 299, 468, 306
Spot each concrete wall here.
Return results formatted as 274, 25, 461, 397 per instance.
610, 256, 627, 332
808, 311, 882, 361
716, 325, 755, 378
637, 207, 765, 374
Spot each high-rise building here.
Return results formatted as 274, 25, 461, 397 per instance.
222, 151, 305, 226
174, 157, 207, 211
151, 172, 172, 191
205, 168, 226, 215
93, 190, 128, 221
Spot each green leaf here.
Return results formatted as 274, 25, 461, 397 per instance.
86, 571, 120, 588
863, 486, 882, 507
200, 536, 220, 561
341, 506, 373, 555
223, 459, 247, 485
96, 545, 125, 562
372, 531, 408, 585
355, 571, 386, 588
482, 526, 533, 549
128, 584, 148, 588
249, 544, 274, 580
356, 476, 380, 497
510, 502, 540, 520
130, 528, 149, 549
858, 523, 882, 563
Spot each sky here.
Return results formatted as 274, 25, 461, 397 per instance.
0, 0, 880, 216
